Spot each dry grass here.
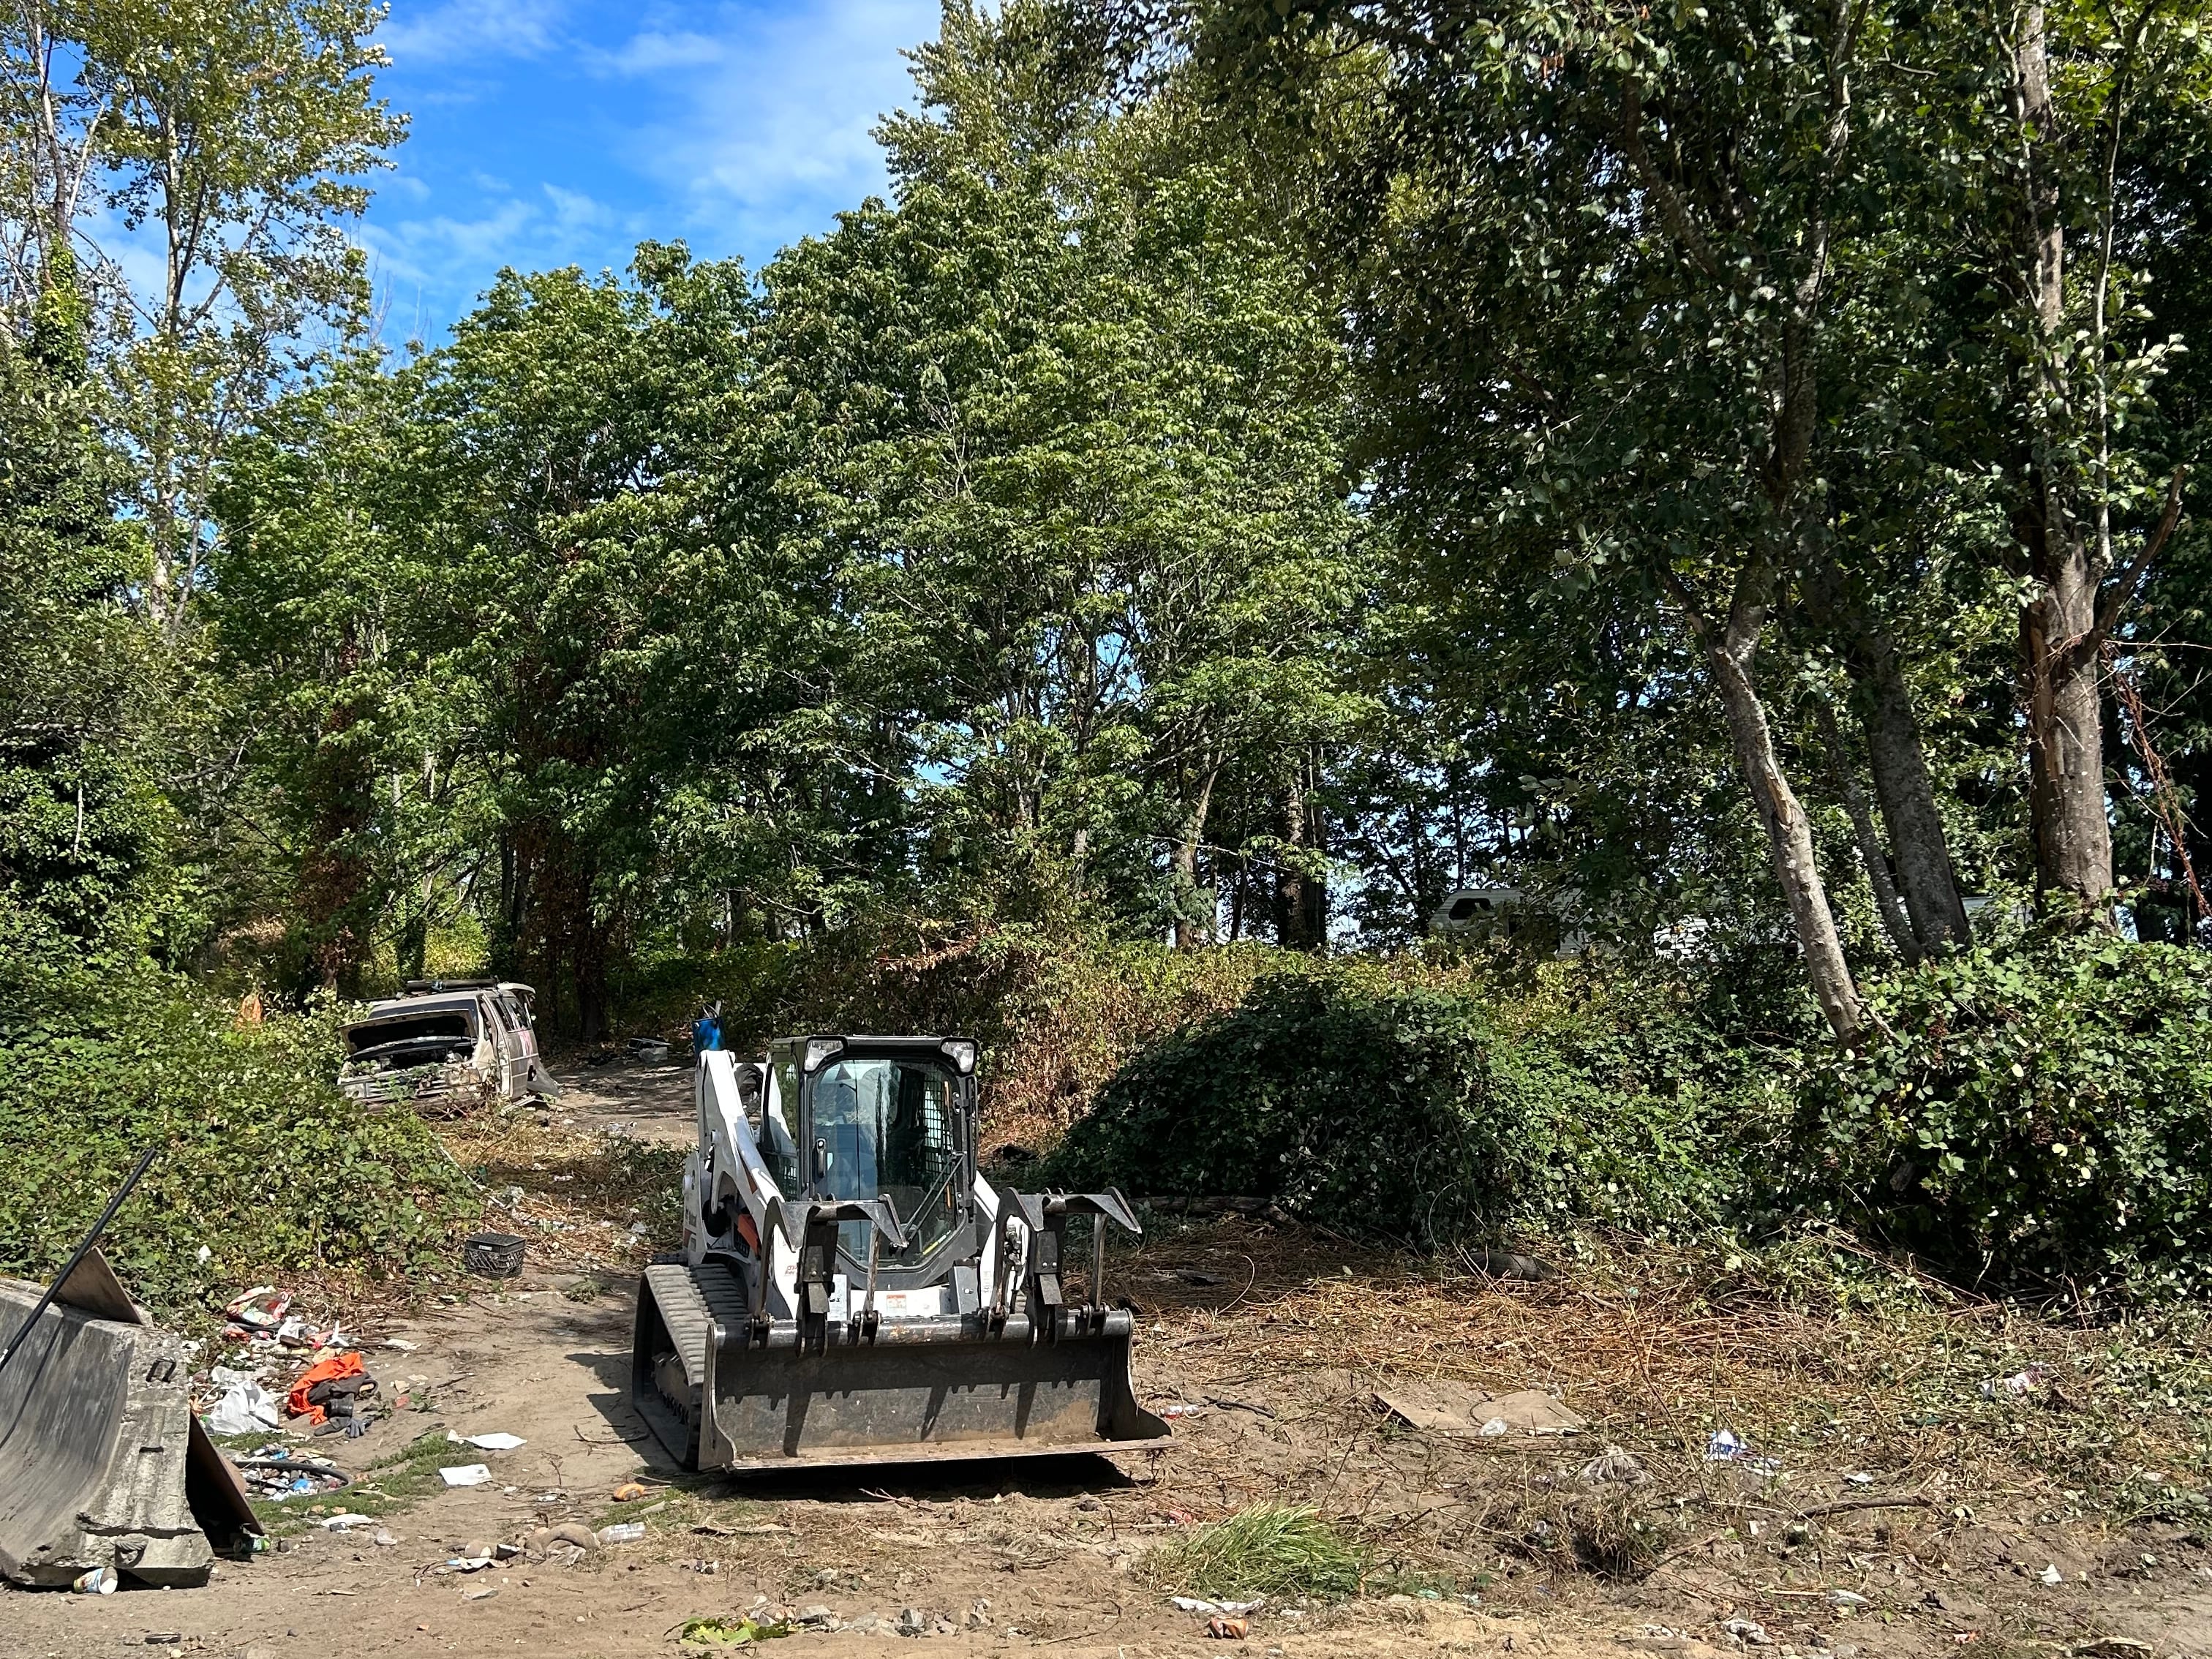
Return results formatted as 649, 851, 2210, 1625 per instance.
1121, 1215, 2212, 1534
434, 1105, 687, 1276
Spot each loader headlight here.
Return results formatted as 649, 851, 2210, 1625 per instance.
939, 1039, 977, 1075
802, 1037, 845, 1072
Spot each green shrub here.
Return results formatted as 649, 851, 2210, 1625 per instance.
1051, 966, 1756, 1245
1796, 936, 2212, 1298
0, 952, 476, 1312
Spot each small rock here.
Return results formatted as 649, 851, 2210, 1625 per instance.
1726, 1620, 1775, 1647
797, 1604, 838, 1629
372, 1529, 396, 1548
898, 1606, 927, 1636
933, 1617, 956, 1636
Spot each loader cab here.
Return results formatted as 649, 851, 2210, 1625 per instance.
768, 1034, 977, 1284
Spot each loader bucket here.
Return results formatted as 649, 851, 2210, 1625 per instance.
633, 1263, 1170, 1472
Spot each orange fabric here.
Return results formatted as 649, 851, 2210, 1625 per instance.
286, 1350, 365, 1426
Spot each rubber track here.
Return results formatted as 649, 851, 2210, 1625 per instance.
636, 1262, 748, 1469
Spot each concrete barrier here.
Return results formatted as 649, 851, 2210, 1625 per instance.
0, 1279, 215, 1587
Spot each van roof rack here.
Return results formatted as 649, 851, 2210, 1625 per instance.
400, 978, 500, 993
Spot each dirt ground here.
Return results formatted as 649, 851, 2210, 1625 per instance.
7, 1060, 2212, 1659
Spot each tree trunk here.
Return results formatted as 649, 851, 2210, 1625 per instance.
1171, 761, 1220, 950
575, 922, 610, 1045
1855, 628, 1974, 948
1801, 557, 1971, 951
2015, 4, 2116, 919
2022, 576, 2114, 914
1274, 756, 1327, 952
1816, 703, 1919, 962
1682, 564, 1865, 1041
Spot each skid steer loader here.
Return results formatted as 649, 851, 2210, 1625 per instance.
631, 1034, 1168, 1472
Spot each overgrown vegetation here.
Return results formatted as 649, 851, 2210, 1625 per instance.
0, 952, 474, 1310
1799, 937, 2212, 1300
1052, 936, 2212, 1302
1055, 963, 1746, 1244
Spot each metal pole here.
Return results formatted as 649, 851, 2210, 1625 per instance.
0, 1146, 159, 1377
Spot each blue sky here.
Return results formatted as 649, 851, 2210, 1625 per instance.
359, 0, 941, 342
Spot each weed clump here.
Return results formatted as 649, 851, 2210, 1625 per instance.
1140, 1505, 1364, 1602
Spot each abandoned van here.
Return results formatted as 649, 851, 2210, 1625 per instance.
338, 979, 559, 1111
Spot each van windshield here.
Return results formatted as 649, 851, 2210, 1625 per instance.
808, 1056, 962, 1270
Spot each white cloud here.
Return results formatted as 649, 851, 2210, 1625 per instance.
380, 0, 571, 66
602, 0, 937, 250
358, 181, 643, 298
360, 0, 941, 328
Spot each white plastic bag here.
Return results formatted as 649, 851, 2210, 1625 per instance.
205, 1377, 280, 1436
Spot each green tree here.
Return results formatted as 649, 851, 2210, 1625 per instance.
0, 0, 404, 630
761, 0, 1366, 941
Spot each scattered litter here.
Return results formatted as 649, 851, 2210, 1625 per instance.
1723, 1619, 1772, 1647
1206, 1616, 1250, 1639
463, 1432, 526, 1451
2040, 1565, 2064, 1587
1374, 1381, 1584, 1437
694, 1521, 794, 1538
598, 1521, 647, 1545
203, 1374, 280, 1437
677, 1614, 790, 1646
71, 1565, 117, 1595
318, 1513, 379, 1531
1981, 1366, 2050, 1400
464, 1587, 500, 1601
440, 1464, 492, 1487
287, 1350, 375, 1427
1826, 1590, 1868, 1608
383, 1338, 419, 1353
230, 1450, 350, 1500
1580, 1446, 1647, 1485
1703, 1430, 1781, 1474
1160, 1402, 1208, 1419
612, 1480, 650, 1501
223, 1287, 290, 1333
1845, 1472, 1874, 1486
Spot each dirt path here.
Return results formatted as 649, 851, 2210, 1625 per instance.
7, 1059, 2212, 1659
